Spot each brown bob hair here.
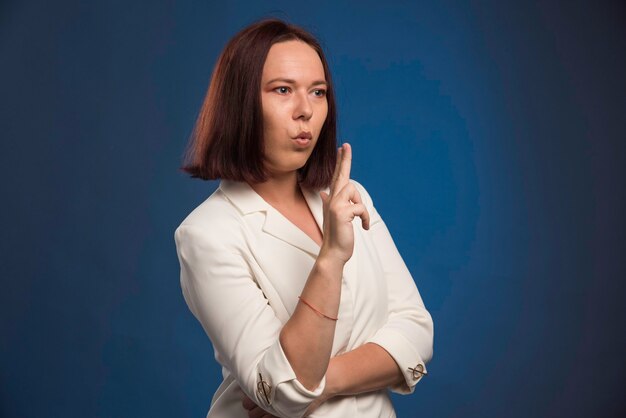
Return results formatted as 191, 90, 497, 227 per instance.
180, 18, 338, 190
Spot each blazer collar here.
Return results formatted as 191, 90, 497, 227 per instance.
219, 179, 329, 257
219, 179, 271, 214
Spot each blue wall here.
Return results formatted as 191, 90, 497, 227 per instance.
1, 1, 624, 417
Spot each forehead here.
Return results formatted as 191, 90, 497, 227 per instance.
262, 40, 325, 82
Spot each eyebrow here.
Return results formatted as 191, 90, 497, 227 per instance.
266, 77, 328, 87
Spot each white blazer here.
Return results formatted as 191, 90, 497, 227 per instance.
174, 179, 434, 418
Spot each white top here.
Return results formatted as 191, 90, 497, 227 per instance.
174, 179, 434, 418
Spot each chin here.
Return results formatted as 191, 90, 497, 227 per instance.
266, 152, 312, 174
283, 160, 310, 174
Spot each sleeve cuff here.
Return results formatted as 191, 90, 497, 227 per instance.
257, 338, 326, 416
365, 328, 428, 395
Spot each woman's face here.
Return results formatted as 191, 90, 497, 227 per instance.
260, 40, 328, 177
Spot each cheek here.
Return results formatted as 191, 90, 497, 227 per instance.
263, 108, 286, 136
316, 102, 328, 123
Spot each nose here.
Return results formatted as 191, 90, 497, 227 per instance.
293, 90, 313, 121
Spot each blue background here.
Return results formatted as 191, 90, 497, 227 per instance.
1, 1, 624, 417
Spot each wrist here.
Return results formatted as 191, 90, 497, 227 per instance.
324, 357, 344, 398
317, 247, 347, 272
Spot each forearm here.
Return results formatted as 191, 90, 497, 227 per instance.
279, 252, 345, 391
326, 342, 407, 396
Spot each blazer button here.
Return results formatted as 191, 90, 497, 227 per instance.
408, 363, 427, 380
257, 372, 272, 405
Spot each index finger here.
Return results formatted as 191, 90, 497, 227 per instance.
329, 145, 343, 195
333, 143, 352, 196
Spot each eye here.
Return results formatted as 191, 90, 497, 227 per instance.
274, 86, 291, 95
313, 89, 327, 97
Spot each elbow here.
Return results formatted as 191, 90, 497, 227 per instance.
300, 377, 324, 393
279, 326, 326, 392
250, 336, 327, 418
406, 307, 434, 364
390, 306, 435, 365
421, 311, 434, 364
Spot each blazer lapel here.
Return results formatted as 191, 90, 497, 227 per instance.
301, 186, 325, 233
263, 210, 320, 256
219, 180, 328, 257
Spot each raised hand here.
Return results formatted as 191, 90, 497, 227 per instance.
319, 143, 370, 264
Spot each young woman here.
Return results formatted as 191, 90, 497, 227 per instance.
174, 18, 433, 418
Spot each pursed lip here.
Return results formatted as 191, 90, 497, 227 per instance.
294, 131, 312, 140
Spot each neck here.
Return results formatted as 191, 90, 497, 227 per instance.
248, 171, 302, 206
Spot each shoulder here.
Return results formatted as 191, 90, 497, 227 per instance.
174, 187, 247, 254
177, 186, 240, 229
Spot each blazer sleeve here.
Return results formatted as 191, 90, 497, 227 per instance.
351, 180, 435, 395
174, 223, 326, 418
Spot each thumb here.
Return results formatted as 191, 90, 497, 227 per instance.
319, 191, 329, 204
